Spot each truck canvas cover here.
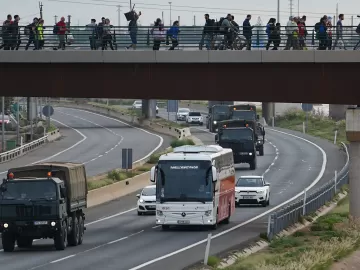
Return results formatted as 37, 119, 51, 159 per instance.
8, 162, 88, 211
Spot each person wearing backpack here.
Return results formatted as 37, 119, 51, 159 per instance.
25, 18, 38, 50
317, 17, 327, 50
265, 18, 276, 50
167, 21, 180, 50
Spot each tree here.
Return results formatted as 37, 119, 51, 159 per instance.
0, 97, 14, 112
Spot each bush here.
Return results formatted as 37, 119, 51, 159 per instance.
170, 138, 195, 148
207, 256, 220, 267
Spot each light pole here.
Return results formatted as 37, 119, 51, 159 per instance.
168, 2, 172, 26
1, 97, 4, 152
277, 0, 280, 23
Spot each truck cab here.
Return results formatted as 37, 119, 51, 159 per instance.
215, 124, 257, 170
0, 162, 87, 252
207, 105, 230, 132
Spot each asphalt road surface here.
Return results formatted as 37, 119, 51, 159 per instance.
0, 107, 170, 177
0, 105, 347, 270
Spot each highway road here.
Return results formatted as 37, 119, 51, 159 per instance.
0, 106, 347, 270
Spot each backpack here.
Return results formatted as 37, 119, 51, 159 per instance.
356, 24, 360, 34
314, 22, 320, 33
53, 24, 59, 34
214, 17, 224, 33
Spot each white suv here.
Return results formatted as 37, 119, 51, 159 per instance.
136, 185, 156, 215
186, 112, 203, 126
235, 176, 270, 207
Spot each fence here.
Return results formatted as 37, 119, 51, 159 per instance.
267, 142, 350, 240
1, 25, 359, 51
0, 129, 60, 163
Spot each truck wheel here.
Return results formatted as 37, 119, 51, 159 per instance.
161, 225, 170, 230
54, 222, 68, 250
68, 216, 79, 246
78, 215, 84, 245
250, 159, 257, 170
17, 237, 33, 248
259, 146, 264, 156
2, 232, 15, 252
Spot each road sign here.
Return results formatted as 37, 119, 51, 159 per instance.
167, 100, 179, 113
122, 148, 133, 170
301, 103, 313, 112
42, 105, 54, 117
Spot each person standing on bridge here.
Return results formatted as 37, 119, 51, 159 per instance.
242, 14, 254, 50
55, 17, 69, 50
125, 11, 141, 50
86, 19, 97, 50
10, 15, 21, 50
284, 16, 298, 50
326, 16, 333, 50
36, 19, 45, 50
102, 19, 114, 50
166, 20, 180, 50
0, 15, 13, 50
332, 14, 346, 50
25, 18, 38, 50
151, 18, 165, 50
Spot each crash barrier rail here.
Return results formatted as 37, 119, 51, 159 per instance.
0, 129, 60, 163
267, 142, 350, 240
1, 25, 360, 50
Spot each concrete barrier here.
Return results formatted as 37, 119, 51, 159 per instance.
0, 129, 61, 164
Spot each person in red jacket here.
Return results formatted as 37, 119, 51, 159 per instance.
297, 17, 306, 50
56, 17, 69, 50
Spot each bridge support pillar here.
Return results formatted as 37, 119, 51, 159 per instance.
141, 99, 157, 119
346, 108, 360, 219
262, 102, 275, 125
329, 104, 347, 121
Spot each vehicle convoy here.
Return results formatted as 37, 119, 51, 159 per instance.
221, 116, 265, 156
235, 176, 270, 207
215, 123, 257, 170
149, 145, 235, 230
136, 185, 156, 215
207, 104, 231, 132
0, 162, 87, 252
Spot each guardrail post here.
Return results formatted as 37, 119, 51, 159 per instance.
303, 122, 305, 134
203, 233, 212, 265
271, 117, 274, 127
334, 170, 338, 194
334, 130, 338, 144
302, 188, 307, 216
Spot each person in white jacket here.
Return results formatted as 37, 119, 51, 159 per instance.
284, 16, 298, 50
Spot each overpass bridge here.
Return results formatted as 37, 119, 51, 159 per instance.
1, 50, 359, 121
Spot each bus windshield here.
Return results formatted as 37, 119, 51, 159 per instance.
231, 111, 256, 120
220, 129, 253, 142
156, 160, 213, 202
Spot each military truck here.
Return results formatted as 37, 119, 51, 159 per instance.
0, 162, 87, 252
215, 124, 257, 170
219, 119, 265, 156
206, 101, 233, 132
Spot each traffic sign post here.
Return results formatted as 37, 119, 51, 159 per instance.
301, 104, 313, 133
167, 100, 179, 121
43, 103, 54, 130
122, 148, 133, 172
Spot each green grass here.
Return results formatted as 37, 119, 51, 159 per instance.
223, 194, 360, 270
170, 138, 195, 148
47, 123, 57, 132
207, 256, 221, 268
275, 109, 347, 145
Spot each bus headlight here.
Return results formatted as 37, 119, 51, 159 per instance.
157, 210, 163, 216
204, 210, 212, 216
213, 121, 217, 124
3, 223, 8, 228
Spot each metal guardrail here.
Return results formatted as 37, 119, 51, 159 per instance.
1, 25, 359, 50
267, 142, 350, 240
0, 129, 60, 163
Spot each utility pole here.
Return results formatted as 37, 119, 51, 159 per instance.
54, 15, 58, 24
39, 2, 43, 19
193, 15, 196, 26
168, 2, 172, 26
162, 11, 164, 23
277, 0, 280, 23
1, 97, 4, 152
129, 0, 132, 10
336, 3, 338, 21
289, 0, 294, 17
297, 0, 299, 16
117, 5, 121, 27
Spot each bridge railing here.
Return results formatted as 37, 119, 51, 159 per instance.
267, 142, 350, 240
0, 25, 359, 50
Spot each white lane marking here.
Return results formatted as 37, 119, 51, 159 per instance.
128, 129, 327, 270
56, 110, 124, 165
58, 107, 164, 165
85, 207, 138, 226
0, 118, 87, 176
47, 230, 144, 265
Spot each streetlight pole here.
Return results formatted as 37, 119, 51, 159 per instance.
16, 97, 20, 146
168, 2, 172, 26
277, 0, 280, 23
